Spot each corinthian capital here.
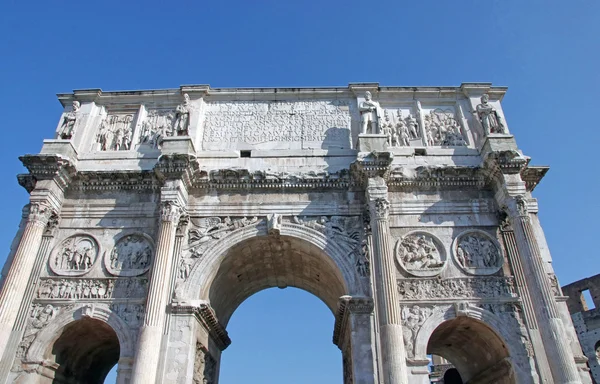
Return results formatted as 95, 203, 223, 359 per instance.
28, 202, 56, 225
503, 195, 529, 219
371, 198, 390, 218
160, 200, 184, 223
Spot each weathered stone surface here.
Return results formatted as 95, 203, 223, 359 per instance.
0, 83, 589, 384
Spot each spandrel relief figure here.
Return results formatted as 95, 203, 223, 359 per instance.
96, 113, 135, 151
395, 233, 445, 276
454, 232, 502, 275
474, 94, 506, 135
105, 234, 154, 276
359, 91, 381, 134
58, 101, 80, 139
424, 109, 466, 146
174, 93, 191, 136
49, 235, 99, 276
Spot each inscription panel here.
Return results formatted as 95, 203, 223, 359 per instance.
202, 100, 353, 150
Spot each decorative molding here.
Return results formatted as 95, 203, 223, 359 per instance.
397, 276, 517, 301
520, 166, 549, 192
387, 166, 485, 190
171, 302, 231, 351
19, 154, 76, 191
72, 170, 160, 191
333, 296, 374, 348
350, 151, 394, 184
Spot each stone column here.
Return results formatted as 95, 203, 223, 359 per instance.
506, 195, 582, 384
499, 216, 550, 382
131, 200, 184, 384
0, 202, 55, 355
0, 211, 58, 381
366, 177, 408, 384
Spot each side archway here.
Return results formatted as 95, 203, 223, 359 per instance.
414, 305, 534, 384
24, 304, 135, 383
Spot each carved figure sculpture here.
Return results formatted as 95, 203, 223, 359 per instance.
401, 305, 432, 357
59, 101, 80, 139
359, 91, 380, 134
455, 232, 502, 273
475, 94, 506, 135
395, 233, 444, 276
406, 113, 419, 139
50, 235, 98, 275
96, 114, 134, 151
174, 93, 191, 136
424, 109, 466, 146
106, 234, 153, 276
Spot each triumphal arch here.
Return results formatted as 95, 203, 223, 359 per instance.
0, 83, 592, 383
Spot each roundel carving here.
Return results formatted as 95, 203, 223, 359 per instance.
49, 234, 99, 276
452, 230, 502, 275
105, 233, 154, 277
395, 232, 446, 277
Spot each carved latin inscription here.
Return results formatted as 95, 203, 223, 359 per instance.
202, 100, 352, 150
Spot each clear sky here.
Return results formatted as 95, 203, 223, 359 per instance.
1, 1, 598, 383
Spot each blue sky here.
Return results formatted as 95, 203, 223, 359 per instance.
1, 1, 598, 383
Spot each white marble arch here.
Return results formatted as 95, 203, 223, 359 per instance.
182, 221, 365, 317
413, 305, 536, 384
27, 303, 135, 363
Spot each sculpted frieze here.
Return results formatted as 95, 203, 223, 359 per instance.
453, 230, 503, 275
402, 305, 435, 358
380, 109, 421, 147
397, 276, 516, 300
37, 277, 148, 300
96, 112, 136, 151
202, 100, 352, 150
109, 303, 145, 328
193, 342, 216, 384
395, 232, 446, 277
13, 304, 65, 371
139, 109, 174, 148
181, 216, 260, 266
423, 108, 466, 147
49, 234, 99, 276
105, 234, 154, 276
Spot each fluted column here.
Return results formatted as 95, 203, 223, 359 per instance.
367, 177, 408, 384
0, 202, 55, 355
131, 200, 184, 384
506, 196, 581, 384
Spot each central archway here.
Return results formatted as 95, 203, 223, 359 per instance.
181, 224, 368, 384
207, 235, 348, 326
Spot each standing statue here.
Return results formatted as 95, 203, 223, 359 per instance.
359, 91, 381, 134
59, 101, 80, 139
174, 93, 191, 136
474, 94, 506, 135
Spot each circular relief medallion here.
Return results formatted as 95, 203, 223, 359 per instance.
105, 234, 154, 276
49, 234, 99, 276
395, 232, 446, 277
452, 230, 503, 275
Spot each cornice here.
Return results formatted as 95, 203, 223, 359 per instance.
19, 154, 76, 192
193, 168, 353, 190
520, 165, 549, 192
387, 165, 486, 191
154, 154, 199, 188
171, 302, 231, 350
71, 170, 160, 191
333, 296, 373, 348
350, 151, 394, 186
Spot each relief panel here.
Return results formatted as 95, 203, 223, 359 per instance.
48, 234, 99, 276
452, 230, 503, 275
422, 107, 466, 147
105, 233, 154, 276
94, 108, 139, 151
394, 232, 446, 277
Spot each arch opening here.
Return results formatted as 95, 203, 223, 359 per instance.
427, 316, 514, 384
45, 317, 120, 384
206, 235, 348, 326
